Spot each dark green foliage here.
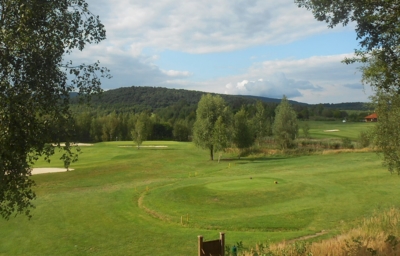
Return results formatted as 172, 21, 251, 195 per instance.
0, 0, 109, 219
273, 96, 299, 150
371, 90, 400, 174
173, 121, 190, 142
341, 137, 354, 149
193, 94, 231, 160
302, 123, 310, 139
150, 122, 173, 140
131, 113, 152, 149
252, 101, 270, 145
233, 108, 255, 157
358, 131, 371, 148
72, 86, 269, 114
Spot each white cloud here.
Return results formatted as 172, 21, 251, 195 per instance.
86, 0, 343, 54
212, 54, 370, 103
162, 70, 192, 77
237, 80, 249, 90
222, 73, 321, 99
69, 1, 366, 104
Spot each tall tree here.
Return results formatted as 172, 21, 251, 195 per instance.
273, 96, 299, 150
371, 90, 400, 175
101, 112, 119, 141
252, 101, 269, 146
0, 0, 110, 219
233, 108, 255, 158
131, 113, 151, 149
212, 113, 232, 162
192, 94, 230, 160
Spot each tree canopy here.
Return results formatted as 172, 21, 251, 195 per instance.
192, 94, 231, 160
273, 96, 299, 150
233, 108, 255, 158
0, 0, 110, 219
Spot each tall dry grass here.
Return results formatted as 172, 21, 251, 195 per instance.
238, 208, 400, 256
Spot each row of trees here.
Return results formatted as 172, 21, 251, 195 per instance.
74, 111, 190, 143
192, 94, 298, 160
71, 100, 370, 147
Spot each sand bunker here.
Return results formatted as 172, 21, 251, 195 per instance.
52, 143, 93, 147
31, 168, 74, 175
324, 129, 339, 132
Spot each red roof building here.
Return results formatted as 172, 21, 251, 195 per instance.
365, 113, 378, 122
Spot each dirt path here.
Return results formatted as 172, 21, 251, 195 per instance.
287, 230, 328, 243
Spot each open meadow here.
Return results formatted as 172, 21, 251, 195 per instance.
1, 121, 399, 255
299, 120, 375, 140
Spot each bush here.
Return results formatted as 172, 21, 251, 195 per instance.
329, 142, 341, 149
358, 131, 371, 148
341, 137, 354, 149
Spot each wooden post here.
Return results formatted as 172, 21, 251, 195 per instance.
220, 232, 225, 256
198, 236, 204, 256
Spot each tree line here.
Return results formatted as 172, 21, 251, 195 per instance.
71, 94, 301, 161
70, 95, 370, 146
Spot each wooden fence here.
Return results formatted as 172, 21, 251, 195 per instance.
198, 232, 225, 256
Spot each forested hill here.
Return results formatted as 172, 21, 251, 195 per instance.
71, 86, 370, 114
69, 86, 372, 142
322, 102, 371, 110
71, 86, 304, 113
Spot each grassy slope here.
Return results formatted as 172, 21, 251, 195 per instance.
299, 121, 375, 140
1, 122, 396, 256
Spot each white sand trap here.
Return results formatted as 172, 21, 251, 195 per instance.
52, 143, 93, 147
118, 145, 168, 148
31, 168, 74, 175
324, 129, 340, 132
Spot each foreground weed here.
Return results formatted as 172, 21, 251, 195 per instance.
241, 208, 400, 256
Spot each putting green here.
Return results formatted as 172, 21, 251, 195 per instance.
205, 177, 281, 191
141, 176, 322, 231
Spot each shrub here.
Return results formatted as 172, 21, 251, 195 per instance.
341, 137, 354, 149
358, 131, 371, 148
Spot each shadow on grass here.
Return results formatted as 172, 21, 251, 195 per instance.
218, 157, 288, 163
120, 147, 176, 151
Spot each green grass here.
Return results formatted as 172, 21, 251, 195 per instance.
299, 120, 375, 140
0, 128, 396, 256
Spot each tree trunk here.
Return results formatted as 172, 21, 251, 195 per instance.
209, 145, 214, 160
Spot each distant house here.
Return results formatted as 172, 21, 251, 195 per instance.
365, 113, 378, 122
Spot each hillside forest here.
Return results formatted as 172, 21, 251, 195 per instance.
69, 86, 372, 143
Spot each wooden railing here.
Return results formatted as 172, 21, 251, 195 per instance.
198, 232, 225, 256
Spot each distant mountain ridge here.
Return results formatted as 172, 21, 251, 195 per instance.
70, 86, 370, 112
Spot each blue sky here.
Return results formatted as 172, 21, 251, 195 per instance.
73, 0, 373, 104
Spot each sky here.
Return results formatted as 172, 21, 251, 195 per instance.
72, 0, 374, 104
